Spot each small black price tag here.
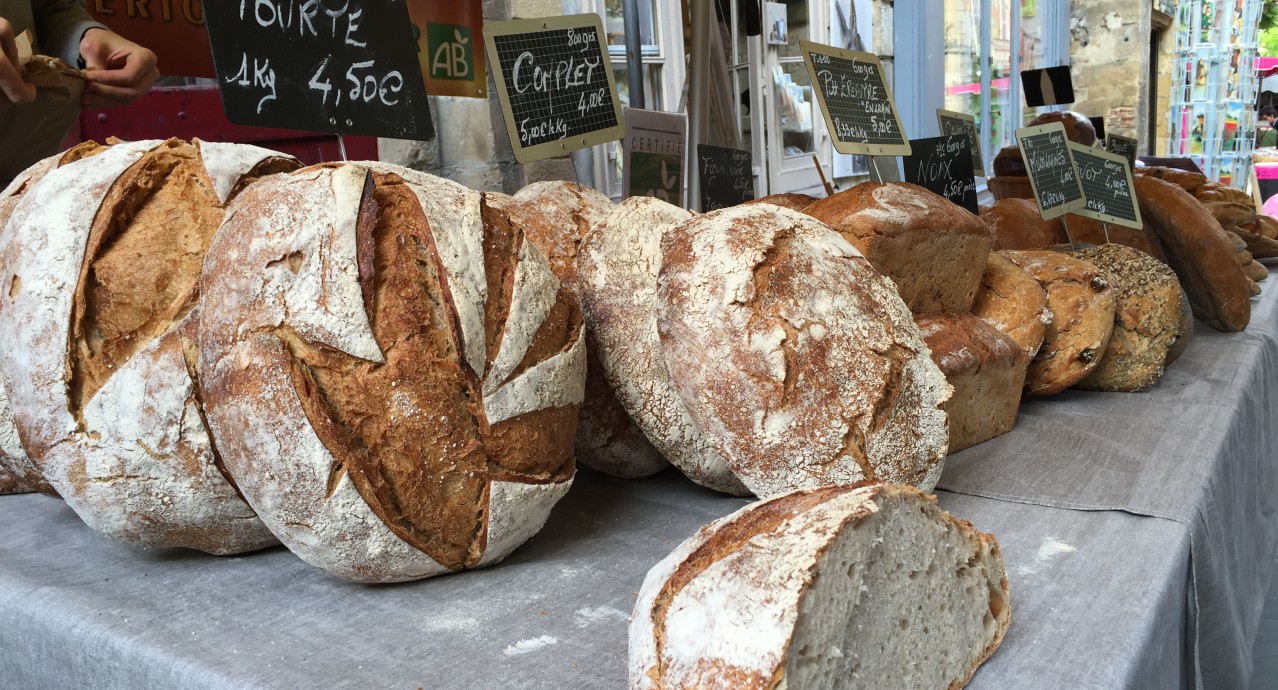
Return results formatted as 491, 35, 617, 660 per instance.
1015, 123, 1087, 220
1106, 135, 1139, 168
483, 14, 625, 164
204, 0, 434, 140
1069, 143, 1143, 229
1021, 66, 1075, 107
802, 39, 910, 156
697, 145, 755, 211
902, 135, 978, 214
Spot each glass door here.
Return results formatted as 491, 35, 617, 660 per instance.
761, 0, 831, 194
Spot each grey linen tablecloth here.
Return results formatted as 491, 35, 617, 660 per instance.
0, 474, 1191, 689
938, 268, 1278, 690
0, 271, 1275, 689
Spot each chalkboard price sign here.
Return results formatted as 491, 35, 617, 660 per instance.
1107, 135, 1139, 168
484, 15, 625, 164
1015, 123, 1087, 220
203, 0, 434, 140
935, 109, 985, 177
801, 40, 911, 156
1068, 143, 1143, 229
697, 144, 754, 211
902, 135, 978, 214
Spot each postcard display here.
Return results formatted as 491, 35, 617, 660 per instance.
1170, 0, 1262, 185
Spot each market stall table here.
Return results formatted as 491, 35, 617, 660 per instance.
1, 267, 1276, 690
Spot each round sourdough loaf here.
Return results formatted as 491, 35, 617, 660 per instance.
1134, 176, 1251, 332
1063, 244, 1184, 391
492, 182, 667, 479
979, 198, 1068, 250
804, 182, 992, 314
742, 192, 820, 211
971, 251, 1052, 358
992, 146, 1028, 177
577, 197, 749, 495
199, 163, 585, 583
656, 205, 950, 498
629, 483, 1010, 690
1026, 110, 1097, 146
1003, 250, 1117, 395
0, 139, 296, 553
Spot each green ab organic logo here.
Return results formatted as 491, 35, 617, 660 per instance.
426, 23, 474, 81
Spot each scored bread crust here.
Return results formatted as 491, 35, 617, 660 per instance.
971, 251, 1052, 359
655, 205, 951, 498
199, 164, 583, 582
629, 483, 1010, 690
0, 151, 65, 496
915, 314, 1029, 453
492, 182, 668, 479
0, 139, 295, 554
804, 182, 992, 314
1064, 244, 1186, 392
577, 197, 749, 495
1003, 250, 1117, 396
1133, 176, 1251, 332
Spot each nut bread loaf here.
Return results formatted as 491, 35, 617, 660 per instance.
199, 164, 584, 582
630, 483, 1010, 690
971, 251, 1053, 358
1063, 245, 1185, 391
0, 139, 296, 553
1004, 250, 1117, 395
980, 198, 1068, 250
577, 197, 748, 495
804, 182, 992, 314
656, 205, 951, 498
1134, 176, 1251, 332
915, 314, 1029, 452
493, 182, 667, 479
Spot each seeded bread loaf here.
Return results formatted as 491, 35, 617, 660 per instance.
199, 163, 584, 582
980, 198, 1068, 250
743, 192, 820, 211
971, 251, 1053, 359
492, 182, 667, 479
804, 182, 993, 314
656, 205, 951, 498
1004, 250, 1117, 395
576, 198, 748, 495
630, 483, 1010, 690
915, 314, 1029, 452
1134, 176, 1251, 332
1062, 245, 1185, 392
0, 139, 296, 553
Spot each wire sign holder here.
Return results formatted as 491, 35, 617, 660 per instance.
483, 14, 625, 164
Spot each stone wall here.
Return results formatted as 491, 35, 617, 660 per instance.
1069, 0, 1152, 148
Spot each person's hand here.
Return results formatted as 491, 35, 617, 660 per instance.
80, 28, 158, 108
0, 18, 38, 115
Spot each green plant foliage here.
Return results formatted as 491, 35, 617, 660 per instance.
1263, 27, 1278, 57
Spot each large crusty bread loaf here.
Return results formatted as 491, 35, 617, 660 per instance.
979, 198, 1068, 250
656, 205, 951, 498
199, 163, 584, 582
1134, 176, 1251, 332
492, 182, 667, 479
0, 139, 297, 553
577, 197, 748, 495
1026, 110, 1097, 146
971, 251, 1052, 359
1004, 250, 1117, 396
742, 192, 820, 211
804, 182, 992, 314
630, 483, 1010, 690
1063, 245, 1185, 391
1060, 213, 1167, 262
915, 314, 1029, 453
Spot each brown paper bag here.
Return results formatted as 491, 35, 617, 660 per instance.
1, 31, 86, 184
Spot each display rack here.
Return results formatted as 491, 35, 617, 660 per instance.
1169, 0, 1262, 185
